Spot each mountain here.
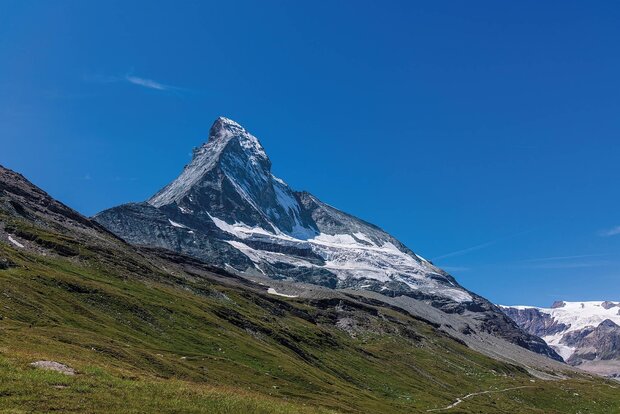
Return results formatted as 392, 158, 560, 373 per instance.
97, 117, 468, 302
6, 162, 620, 412
94, 117, 560, 362
3, 167, 620, 413
502, 301, 620, 379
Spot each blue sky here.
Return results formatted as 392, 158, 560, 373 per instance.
2, 1, 619, 306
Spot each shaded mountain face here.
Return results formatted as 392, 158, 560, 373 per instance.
94, 117, 561, 361
502, 301, 620, 377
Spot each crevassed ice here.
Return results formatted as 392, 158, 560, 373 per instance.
214, 216, 472, 303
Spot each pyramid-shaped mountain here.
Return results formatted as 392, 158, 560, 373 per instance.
94, 117, 561, 360
96, 117, 470, 303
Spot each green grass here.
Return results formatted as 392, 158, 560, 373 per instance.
1, 213, 619, 413
0, 356, 332, 414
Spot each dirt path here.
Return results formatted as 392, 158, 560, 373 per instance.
426, 386, 535, 412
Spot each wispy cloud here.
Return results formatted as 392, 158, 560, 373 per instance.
518, 253, 609, 263
124, 75, 172, 91
431, 230, 533, 261
85, 73, 181, 92
514, 253, 613, 269
522, 261, 610, 269
432, 240, 497, 261
599, 226, 620, 237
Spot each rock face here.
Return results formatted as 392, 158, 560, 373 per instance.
502, 301, 620, 377
94, 117, 561, 361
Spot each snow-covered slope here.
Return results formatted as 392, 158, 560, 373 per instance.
94, 117, 561, 361
502, 301, 620, 377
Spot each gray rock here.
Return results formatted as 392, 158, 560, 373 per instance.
30, 360, 75, 375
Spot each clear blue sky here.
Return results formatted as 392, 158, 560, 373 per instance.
2, 1, 619, 307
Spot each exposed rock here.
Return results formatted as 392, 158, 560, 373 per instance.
0, 256, 16, 269
30, 360, 75, 375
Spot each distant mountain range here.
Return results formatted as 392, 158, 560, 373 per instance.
502, 301, 620, 378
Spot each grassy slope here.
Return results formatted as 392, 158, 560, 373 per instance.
0, 213, 619, 413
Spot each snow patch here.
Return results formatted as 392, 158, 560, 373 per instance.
267, 288, 298, 298
353, 232, 374, 245
415, 253, 429, 263
168, 219, 188, 229
8, 236, 24, 248
210, 214, 277, 239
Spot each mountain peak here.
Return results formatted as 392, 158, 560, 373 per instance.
208, 117, 245, 143
201, 116, 268, 162
149, 117, 269, 207
213, 116, 243, 129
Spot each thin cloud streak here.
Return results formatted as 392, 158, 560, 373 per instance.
85, 73, 181, 92
521, 261, 611, 270
599, 226, 620, 237
125, 75, 171, 91
431, 230, 533, 261
514, 253, 614, 269
519, 253, 610, 263
432, 240, 496, 261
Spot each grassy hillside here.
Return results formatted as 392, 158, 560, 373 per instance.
0, 215, 618, 413
0, 168, 619, 413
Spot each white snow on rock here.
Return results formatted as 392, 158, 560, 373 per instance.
168, 219, 188, 229
219, 220, 473, 303
8, 235, 24, 248
504, 301, 620, 334
501, 301, 620, 360
267, 287, 298, 298
211, 214, 282, 239
353, 232, 373, 244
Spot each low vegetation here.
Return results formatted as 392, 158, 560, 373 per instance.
0, 212, 619, 413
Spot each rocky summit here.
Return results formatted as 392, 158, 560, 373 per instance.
95, 117, 561, 361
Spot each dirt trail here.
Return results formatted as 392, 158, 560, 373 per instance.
426, 386, 535, 412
